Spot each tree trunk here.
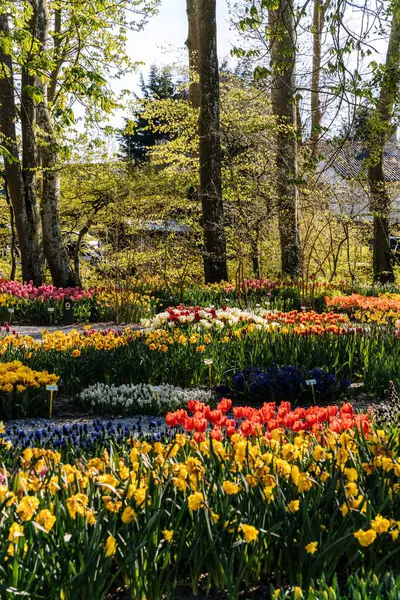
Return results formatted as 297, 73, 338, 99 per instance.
251, 238, 261, 279
310, 0, 325, 142
369, 174, 393, 283
296, 98, 303, 144
368, 9, 400, 284
36, 0, 76, 287
269, 0, 301, 277
4, 176, 17, 280
0, 9, 44, 284
48, 7, 62, 104
186, 0, 201, 109
74, 222, 92, 287
197, 0, 228, 283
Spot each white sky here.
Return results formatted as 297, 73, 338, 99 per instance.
129, 0, 237, 73
105, 0, 239, 127
95, 0, 390, 135
75, 0, 240, 145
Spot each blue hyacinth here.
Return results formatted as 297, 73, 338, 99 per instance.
232, 364, 351, 403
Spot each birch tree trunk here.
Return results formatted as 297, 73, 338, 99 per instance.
36, 0, 76, 286
269, 0, 301, 277
368, 8, 400, 284
186, 0, 201, 109
0, 9, 44, 284
197, 0, 228, 283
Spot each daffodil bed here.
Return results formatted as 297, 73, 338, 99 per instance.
0, 361, 60, 419
0, 398, 400, 599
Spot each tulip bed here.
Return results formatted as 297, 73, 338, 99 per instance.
0, 280, 156, 325
1, 282, 400, 598
326, 293, 400, 325
0, 305, 397, 401
0, 277, 365, 326
1, 399, 400, 599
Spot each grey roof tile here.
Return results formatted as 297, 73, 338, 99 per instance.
318, 141, 400, 182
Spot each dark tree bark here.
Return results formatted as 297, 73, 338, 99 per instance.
367, 10, 400, 284
197, 0, 228, 283
4, 176, 17, 280
186, 0, 201, 109
36, 0, 76, 287
269, 0, 301, 277
0, 9, 44, 284
251, 238, 261, 279
310, 0, 326, 142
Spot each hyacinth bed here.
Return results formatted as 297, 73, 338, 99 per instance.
79, 383, 214, 416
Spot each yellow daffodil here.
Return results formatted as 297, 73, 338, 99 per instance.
354, 529, 377, 547
188, 491, 205, 511
104, 535, 117, 557
305, 541, 318, 555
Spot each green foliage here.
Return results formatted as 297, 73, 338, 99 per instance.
119, 65, 184, 165
272, 572, 400, 599
0, 0, 158, 164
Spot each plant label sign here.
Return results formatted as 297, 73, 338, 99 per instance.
151, 386, 161, 400
305, 379, 317, 386
63, 298, 74, 325
48, 307, 55, 313
46, 385, 58, 419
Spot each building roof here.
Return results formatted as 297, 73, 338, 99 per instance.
142, 220, 190, 233
318, 141, 400, 182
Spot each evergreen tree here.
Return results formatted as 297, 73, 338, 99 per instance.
337, 104, 372, 142
119, 65, 182, 165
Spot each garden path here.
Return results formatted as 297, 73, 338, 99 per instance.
9, 322, 142, 339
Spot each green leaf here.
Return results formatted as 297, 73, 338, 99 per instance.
254, 66, 272, 81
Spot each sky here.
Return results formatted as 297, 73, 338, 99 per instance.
128, 0, 238, 76
105, 0, 239, 127
96, 0, 390, 136
76, 0, 240, 144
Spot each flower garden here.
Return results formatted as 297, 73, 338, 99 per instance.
2, 278, 400, 598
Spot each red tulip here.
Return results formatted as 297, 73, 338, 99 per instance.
210, 427, 223, 441
209, 409, 223, 425
240, 420, 254, 436
183, 418, 194, 431
193, 418, 207, 433
233, 407, 244, 419
217, 398, 232, 413
166, 413, 177, 427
